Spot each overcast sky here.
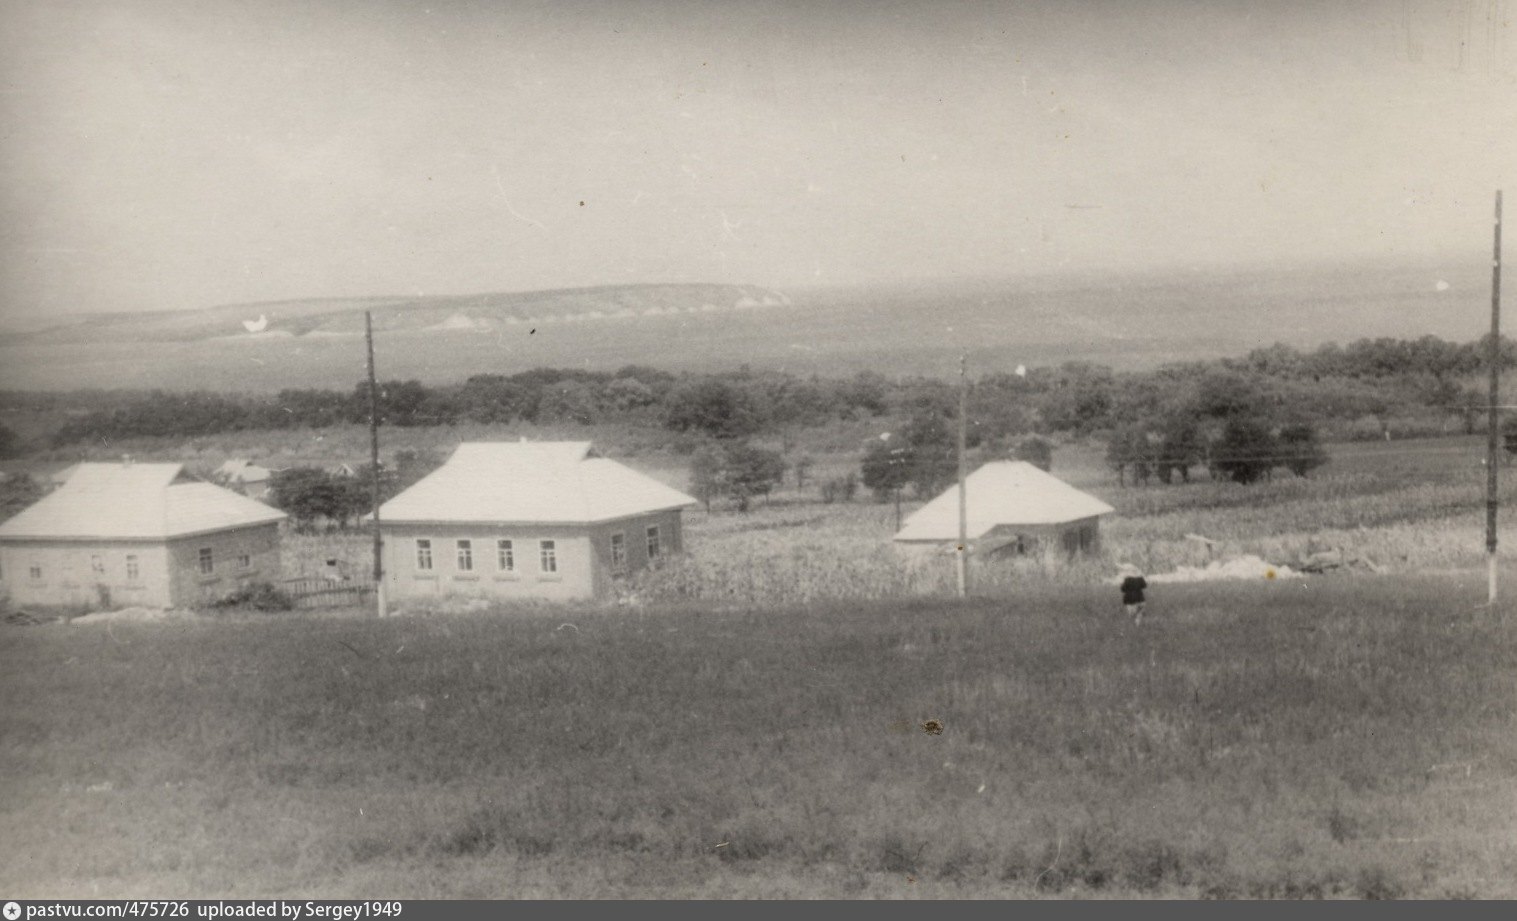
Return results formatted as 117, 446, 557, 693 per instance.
1, 0, 1512, 315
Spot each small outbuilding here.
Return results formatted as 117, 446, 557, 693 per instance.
0, 462, 286, 609
216, 459, 274, 500
893, 461, 1114, 558
375, 442, 697, 603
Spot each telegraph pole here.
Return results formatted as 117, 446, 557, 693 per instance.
956, 354, 969, 597
1487, 191, 1503, 610
366, 311, 388, 618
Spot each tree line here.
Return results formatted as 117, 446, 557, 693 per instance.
17, 333, 1510, 452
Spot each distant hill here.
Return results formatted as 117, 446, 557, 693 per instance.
0, 283, 793, 345
0, 258, 1497, 392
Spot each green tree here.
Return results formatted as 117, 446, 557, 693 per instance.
901, 413, 957, 497
0, 422, 23, 459
724, 443, 785, 511
1151, 415, 1203, 484
0, 473, 43, 521
1277, 422, 1329, 477
269, 467, 346, 530
1013, 435, 1054, 472
1106, 425, 1151, 487
861, 438, 912, 501
687, 441, 785, 512
688, 444, 727, 513
1210, 417, 1277, 484
662, 378, 763, 440
1460, 388, 1487, 436
1502, 416, 1517, 461
791, 454, 815, 490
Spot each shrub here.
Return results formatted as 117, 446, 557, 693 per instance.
210, 581, 294, 612
819, 474, 858, 504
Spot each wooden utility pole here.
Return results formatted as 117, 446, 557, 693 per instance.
1487, 191, 1503, 609
956, 354, 969, 597
366, 311, 388, 618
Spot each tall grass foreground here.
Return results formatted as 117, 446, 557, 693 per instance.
1, 573, 1513, 897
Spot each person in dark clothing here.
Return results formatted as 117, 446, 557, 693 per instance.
1118, 565, 1148, 625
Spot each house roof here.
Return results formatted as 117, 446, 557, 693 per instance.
376, 442, 697, 525
217, 459, 272, 483
893, 461, 1115, 543
0, 462, 286, 541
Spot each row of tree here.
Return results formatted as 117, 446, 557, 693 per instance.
11, 332, 1517, 459
253, 449, 443, 530
38, 366, 893, 447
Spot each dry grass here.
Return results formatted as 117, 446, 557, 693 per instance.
1, 575, 1513, 897
5, 433, 1514, 897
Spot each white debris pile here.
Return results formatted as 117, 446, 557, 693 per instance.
1147, 554, 1296, 584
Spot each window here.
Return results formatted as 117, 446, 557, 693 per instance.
456, 540, 473, 571
90, 555, 105, 575
646, 526, 661, 560
539, 540, 557, 573
197, 547, 214, 575
416, 539, 433, 570
28, 562, 42, 581
126, 555, 140, 581
610, 532, 626, 572
237, 553, 251, 569
496, 539, 515, 572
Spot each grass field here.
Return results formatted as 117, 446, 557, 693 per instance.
1, 576, 1513, 898
5, 432, 1517, 897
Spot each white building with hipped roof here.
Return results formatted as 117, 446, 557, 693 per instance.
374, 442, 697, 603
893, 461, 1114, 558
216, 459, 274, 500
0, 462, 286, 609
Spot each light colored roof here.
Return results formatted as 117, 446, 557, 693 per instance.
0, 463, 285, 541
893, 461, 1114, 542
217, 459, 271, 483
377, 442, 697, 525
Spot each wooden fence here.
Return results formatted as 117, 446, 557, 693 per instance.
281, 576, 375, 610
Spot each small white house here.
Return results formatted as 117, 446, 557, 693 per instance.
216, 459, 274, 500
0, 462, 286, 609
376, 442, 696, 603
893, 461, 1114, 557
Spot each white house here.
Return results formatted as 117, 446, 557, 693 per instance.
216, 459, 274, 500
0, 462, 286, 609
375, 442, 697, 603
893, 461, 1115, 557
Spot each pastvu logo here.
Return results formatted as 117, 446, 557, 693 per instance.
3, 901, 21, 921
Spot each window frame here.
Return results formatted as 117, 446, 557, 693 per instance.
539, 539, 558, 574
197, 547, 214, 576
646, 525, 661, 560
415, 538, 434, 571
456, 539, 474, 572
125, 555, 140, 581
496, 539, 515, 573
610, 532, 627, 572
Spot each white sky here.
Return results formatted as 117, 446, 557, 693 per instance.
1, 0, 1512, 315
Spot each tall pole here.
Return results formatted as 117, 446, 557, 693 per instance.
956, 354, 969, 597
1487, 191, 1503, 609
366, 311, 388, 618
